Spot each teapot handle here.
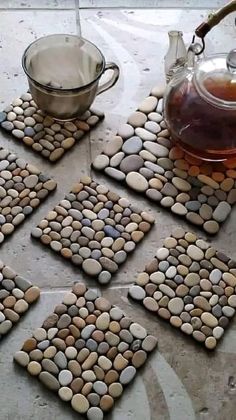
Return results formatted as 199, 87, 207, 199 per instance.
195, 0, 236, 39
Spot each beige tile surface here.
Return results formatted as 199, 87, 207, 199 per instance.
0, 4, 236, 420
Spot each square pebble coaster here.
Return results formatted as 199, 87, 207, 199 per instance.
129, 226, 236, 350
0, 261, 40, 339
32, 176, 154, 284
0, 147, 57, 244
93, 85, 236, 234
0, 92, 104, 162
14, 282, 157, 419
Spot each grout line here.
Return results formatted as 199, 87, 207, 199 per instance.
39, 284, 131, 293
0, 7, 219, 11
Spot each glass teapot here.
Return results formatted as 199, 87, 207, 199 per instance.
164, 0, 236, 161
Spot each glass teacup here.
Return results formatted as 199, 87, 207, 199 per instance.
22, 34, 119, 121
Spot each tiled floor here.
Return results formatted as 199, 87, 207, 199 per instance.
0, 1, 236, 420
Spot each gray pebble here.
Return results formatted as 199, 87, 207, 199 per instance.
119, 366, 136, 384
122, 136, 143, 154
1, 121, 14, 131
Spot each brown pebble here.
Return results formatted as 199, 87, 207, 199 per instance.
100, 395, 114, 411
132, 350, 147, 368
123, 350, 133, 360
61, 248, 72, 258
70, 378, 84, 393
3, 296, 16, 308
82, 382, 93, 396
104, 370, 119, 385
92, 330, 105, 342
22, 338, 37, 352
65, 336, 75, 346
107, 347, 118, 360
113, 354, 129, 370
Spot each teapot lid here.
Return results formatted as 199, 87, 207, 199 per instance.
194, 51, 236, 109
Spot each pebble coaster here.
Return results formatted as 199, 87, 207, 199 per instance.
0, 147, 57, 244
0, 93, 104, 162
93, 85, 236, 234
14, 282, 157, 419
129, 227, 236, 350
0, 261, 40, 339
32, 176, 154, 284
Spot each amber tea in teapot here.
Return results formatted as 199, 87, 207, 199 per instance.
164, 0, 236, 161
166, 74, 236, 161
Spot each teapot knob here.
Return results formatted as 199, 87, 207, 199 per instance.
226, 49, 236, 73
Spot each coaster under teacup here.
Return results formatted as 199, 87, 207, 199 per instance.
0, 92, 104, 162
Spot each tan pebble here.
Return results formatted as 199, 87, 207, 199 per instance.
211, 258, 228, 272
197, 174, 219, 189
131, 231, 144, 242
109, 321, 120, 333
81, 382, 93, 396
205, 336, 217, 350
95, 297, 111, 312
222, 272, 236, 287
176, 284, 189, 297
220, 178, 234, 192
49, 148, 64, 162
228, 295, 236, 307
170, 316, 182, 328
24, 286, 40, 303
139, 221, 151, 233
98, 356, 112, 371
143, 297, 159, 311
177, 265, 189, 276
163, 237, 177, 248
108, 382, 123, 398
136, 272, 149, 286
96, 312, 110, 330
27, 361, 42, 376
71, 394, 89, 413
14, 351, 30, 367
184, 273, 200, 287
184, 231, 197, 242
181, 323, 193, 335
194, 296, 211, 311
158, 308, 171, 319
187, 212, 204, 226
149, 178, 163, 189
190, 309, 203, 317
113, 354, 129, 370
72, 282, 86, 296
201, 312, 218, 328
14, 299, 28, 313
168, 297, 184, 315
193, 331, 206, 342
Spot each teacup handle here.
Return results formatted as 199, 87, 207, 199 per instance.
96, 62, 120, 96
